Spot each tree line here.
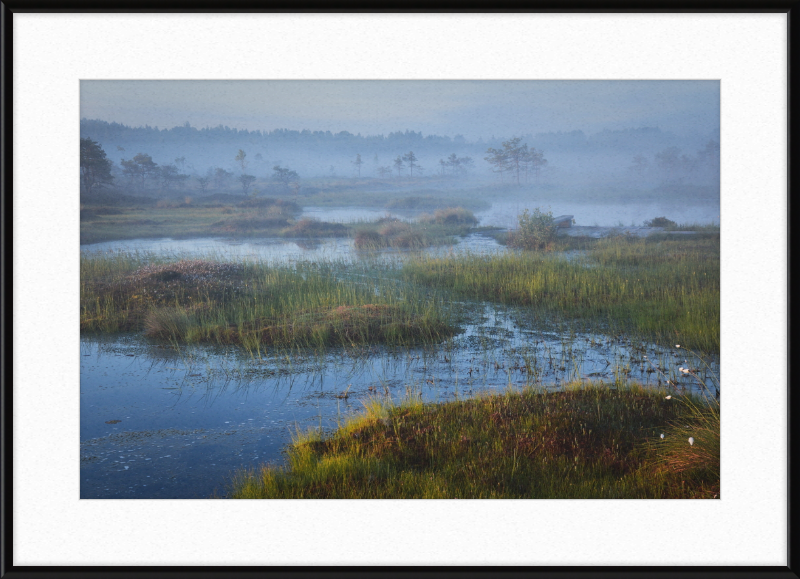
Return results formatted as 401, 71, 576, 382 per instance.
80, 138, 303, 196
628, 140, 719, 184
81, 135, 551, 199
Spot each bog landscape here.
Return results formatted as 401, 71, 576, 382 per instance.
80, 80, 720, 499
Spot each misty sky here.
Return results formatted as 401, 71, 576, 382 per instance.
80, 80, 719, 141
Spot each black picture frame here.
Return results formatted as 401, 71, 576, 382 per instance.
1, 3, 794, 577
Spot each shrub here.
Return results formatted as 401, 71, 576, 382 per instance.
643, 216, 678, 228
508, 208, 558, 250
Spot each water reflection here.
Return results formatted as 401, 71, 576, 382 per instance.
80, 298, 718, 499
80, 204, 719, 499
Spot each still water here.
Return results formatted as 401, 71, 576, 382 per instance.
80, 207, 719, 499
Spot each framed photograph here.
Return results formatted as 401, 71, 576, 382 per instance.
3, 7, 791, 575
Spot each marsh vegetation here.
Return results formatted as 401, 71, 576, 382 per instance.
229, 384, 719, 499
79, 106, 720, 499
81, 210, 719, 499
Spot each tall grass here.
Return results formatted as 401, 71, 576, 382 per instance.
80, 253, 456, 350
228, 382, 719, 499
402, 235, 719, 353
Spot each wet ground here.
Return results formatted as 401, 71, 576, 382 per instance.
560, 225, 695, 238
80, 297, 718, 498
80, 206, 719, 498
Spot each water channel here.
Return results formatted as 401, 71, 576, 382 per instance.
80, 205, 719, 499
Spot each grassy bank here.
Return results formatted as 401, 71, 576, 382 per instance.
351, 208, 478, 250
80, 197, 304, 244
228, 382, 719, 499
402, 234, 720, 353
81, 195, 479, 247
80, 254, 456, 351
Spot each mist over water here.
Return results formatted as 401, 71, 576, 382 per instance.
475, 200, 720, 229
79, 80, 721, 498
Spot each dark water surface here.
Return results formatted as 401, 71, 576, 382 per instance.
80, 218, 719, 499
80, 307, 717, 498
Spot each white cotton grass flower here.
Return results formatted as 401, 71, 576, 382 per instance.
660, 433, 665, 439
675, 344, 680, 348
688, 437, 695, 446
665, 395, 672, 400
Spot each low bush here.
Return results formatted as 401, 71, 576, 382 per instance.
643, 216, 678, 228
507, 208, 558, 250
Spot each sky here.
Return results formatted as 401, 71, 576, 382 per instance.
80, 80, 719, 141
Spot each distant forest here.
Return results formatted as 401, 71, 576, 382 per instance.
80, 118, 719, 196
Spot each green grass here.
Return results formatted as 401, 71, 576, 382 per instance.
293, 181, 492, 211
80, 253, 457, 351
350, 209, 478, 250
81, 197, 479, 246
401, 234, 720, 353
80, 204, 236, 244
227, 382, 719, 499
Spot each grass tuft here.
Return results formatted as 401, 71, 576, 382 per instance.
81, 253, 456, 349
227, 382, 720, 499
